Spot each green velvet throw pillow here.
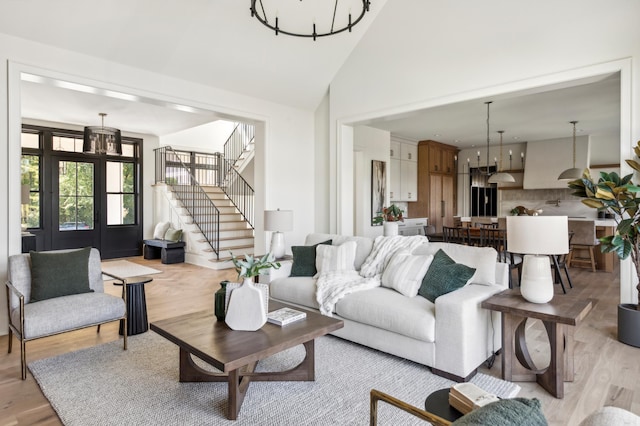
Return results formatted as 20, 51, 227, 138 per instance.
29, 247, 92, 302
418, 249, 476, 303
290, 240, 332, 277
164, 228, 183, 242
451, 398, 547, 426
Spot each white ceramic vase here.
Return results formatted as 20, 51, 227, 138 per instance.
383, 222, 399, 236
225, 277, 267, 331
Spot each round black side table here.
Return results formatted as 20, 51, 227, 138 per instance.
113, 276, 153, 336
424, 388, 463, 422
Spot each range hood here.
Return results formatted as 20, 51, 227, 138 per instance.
522, 136, 590, 189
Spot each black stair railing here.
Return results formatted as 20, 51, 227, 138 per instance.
223, 122, 255, 166
154, 146, 221, 258
218, 153, 254, 228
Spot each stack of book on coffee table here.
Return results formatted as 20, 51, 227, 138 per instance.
448, 383, 500, 415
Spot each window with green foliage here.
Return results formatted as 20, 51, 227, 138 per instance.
59, 161, 94, 231
107, 161, 136, 225
21, 154, 41, 229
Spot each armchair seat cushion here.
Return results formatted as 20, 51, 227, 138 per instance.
10, 293, 126, 340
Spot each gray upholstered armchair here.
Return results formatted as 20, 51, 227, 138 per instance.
6, 247, 127, 379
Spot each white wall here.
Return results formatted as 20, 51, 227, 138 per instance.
0, 33, 316, 334
328, 0, 640, 303
314, 92, 330, 233
160, 120, 236, 153
354, 126, 391, 238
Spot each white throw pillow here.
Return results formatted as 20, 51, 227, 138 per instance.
315, 241, 357, 275
153, 221, 171, 239
381, 251, 434, 297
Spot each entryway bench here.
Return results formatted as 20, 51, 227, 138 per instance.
143, 239, 185, 264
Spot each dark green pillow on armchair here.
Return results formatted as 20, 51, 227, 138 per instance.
290, 240, 332, 277
29, 247, 93, 302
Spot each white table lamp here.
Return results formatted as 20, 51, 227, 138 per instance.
264, 209, 293, 259
507, 216, 569, 303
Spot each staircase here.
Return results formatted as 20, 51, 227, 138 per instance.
154, 141, 255, 269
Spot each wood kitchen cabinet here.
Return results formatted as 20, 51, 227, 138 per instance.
408, 140, 458, 233
390, 139, 418, 202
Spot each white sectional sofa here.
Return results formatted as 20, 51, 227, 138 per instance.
269, 233, 508, 381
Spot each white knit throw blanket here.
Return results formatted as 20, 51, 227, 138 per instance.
315, 235, 428, 316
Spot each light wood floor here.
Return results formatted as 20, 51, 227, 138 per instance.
0, 257, 637, 425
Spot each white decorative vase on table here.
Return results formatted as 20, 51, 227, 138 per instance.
225, 277, 268, 331
383, 222, 399, 236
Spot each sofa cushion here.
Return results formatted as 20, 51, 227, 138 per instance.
269, 276, 320, 310
413, 242, 497, 285
419, 249, 476, 303
290, 240, 332, 277
315, 241, 357, 275
29, 247, 93, 302
305, 233, 374, 271
381, 252, 434, 297
335, 287, 436, 343
451, 398, 546, 426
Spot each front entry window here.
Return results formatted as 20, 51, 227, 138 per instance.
106, 161, 136, 225
59, 161, 94, 231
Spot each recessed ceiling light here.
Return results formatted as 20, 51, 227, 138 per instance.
434, 134, 441, 137
512, 136, 520, 140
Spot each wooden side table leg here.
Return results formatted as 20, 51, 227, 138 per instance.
538, 321, 564, 398
501, 312, 516, 381
564, 324, 574, 382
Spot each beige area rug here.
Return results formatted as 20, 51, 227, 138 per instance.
101, 260, 162, 280
29, 332, 520, 425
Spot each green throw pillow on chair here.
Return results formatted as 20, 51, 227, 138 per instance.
418, 249, 476, 302
290, 240, 332, 277
451, 398, 547, 426
29, 247, 93, 302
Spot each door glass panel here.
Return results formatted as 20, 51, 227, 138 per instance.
106, 161, 136, 225
59, 161, 94, 231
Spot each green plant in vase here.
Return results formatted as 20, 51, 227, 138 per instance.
225, 253, 281, 331
231, 252, 281, 280
372, 204, 405, 225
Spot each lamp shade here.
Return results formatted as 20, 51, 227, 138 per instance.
507, 216, 569, 255
264, 209, 293, 232
488, 172, 516, 184
558, 167, 583, 180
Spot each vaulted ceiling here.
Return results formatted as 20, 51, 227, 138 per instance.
0, 1, 621, 148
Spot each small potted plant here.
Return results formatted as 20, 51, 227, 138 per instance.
373, 204, 405, 236
568, 140, 640, 346
224, 253, 281, 331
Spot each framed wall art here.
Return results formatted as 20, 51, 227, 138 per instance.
371, 160, 387, 226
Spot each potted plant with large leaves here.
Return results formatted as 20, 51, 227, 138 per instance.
372, 204, 405, 236
568, 140, 640, 346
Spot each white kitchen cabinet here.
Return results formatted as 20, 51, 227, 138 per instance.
390, 139, 418, 202
390, 141, 401, 159
398, 217, 428, 236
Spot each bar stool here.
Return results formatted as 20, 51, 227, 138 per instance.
567, 220, 598, 271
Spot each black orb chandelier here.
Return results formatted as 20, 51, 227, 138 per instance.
250, 0, 371, 41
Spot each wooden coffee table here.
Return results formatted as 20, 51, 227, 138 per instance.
150, 301, 343, 420
481, 289, 593, 398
